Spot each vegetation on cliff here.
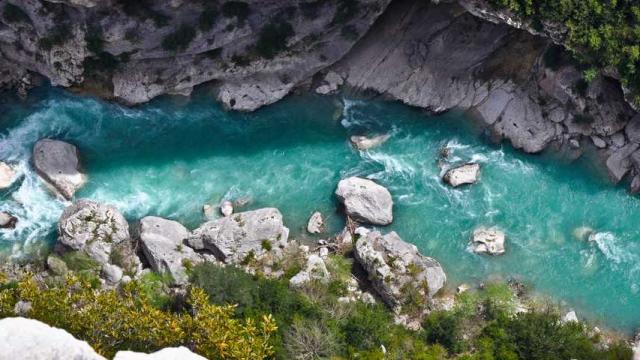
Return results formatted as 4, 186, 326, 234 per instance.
0, 260, 632, 359
488, 0, 640, 103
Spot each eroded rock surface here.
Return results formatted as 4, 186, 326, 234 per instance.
353, 229, 446, 311
471, 227, 506, 255
57, 199, 140, 281
139, 216, 203, 285
443, 163, 480, 187
187, 208, 289, 264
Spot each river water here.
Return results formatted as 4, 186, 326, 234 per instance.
1, 86, 639, 332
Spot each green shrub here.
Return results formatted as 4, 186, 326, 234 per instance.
137, 272, 174, 310
422, 310, 467, 354
341, 302, 392, 351
85, 27, 104, 54
255, 20, 294, 59
61, 252, 100, 272
161, 24, 196, 52
222, 1, 250, 23
3, 3, 29, 24
198, 5, 218, 32
487, 0, 640, 105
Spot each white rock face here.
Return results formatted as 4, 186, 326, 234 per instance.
353, 230, 446, 310
349, 134, 391, 150
306, 211, 324, 234
0, 317, 106, 360
335, 177, 393, 225
139, 216, 202, 285
471, 227, 506, 255
33, 139, 86, 200
289, 254, 330, 287
114, 346, 206, 360
0, 161, 17, 189
220, 200, 234, 217
187, 208, 289, 263
443, 163, 480, 187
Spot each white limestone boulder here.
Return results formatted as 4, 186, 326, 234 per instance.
335, 177, 393, 225
33, 139, 86, 200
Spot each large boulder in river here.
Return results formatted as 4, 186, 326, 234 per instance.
139, 216, 203, 285
471, 227, 506, 255
58, 199, 140, 280
33, 139, 86, 200
443, 163, 480, 187
187, 208, 289, 264
606, 143, 639, 183
353, 229, 446, 311
335, 177, 393, 225
0, 317, 105, 360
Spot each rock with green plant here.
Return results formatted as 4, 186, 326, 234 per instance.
56, 199, 141, 284
353, 228, 446, 320
187, 207, 289, 264
138, 216, 204, 285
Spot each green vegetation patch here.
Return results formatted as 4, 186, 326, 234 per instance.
256, 21, 294, 59
161, 24, 196, 52
487, 0, 640, 104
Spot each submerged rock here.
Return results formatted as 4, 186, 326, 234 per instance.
443, 163, 480, 187
187, 208, 289, 264
353, 229, 446, 311
335, 177, 393, 225
349, 134, 391, 150
307, 211, 324, 234
0, 317, 105, 360
0, 211, 17, 229
0, 162, 17, 189
202, 204, 215, 220
33, 139, 86, 200
220, 200, 234, 217
289, 254, 330, 287
139, 216, 202, 285
471, 227, 506, 255
572, 226, 594, 241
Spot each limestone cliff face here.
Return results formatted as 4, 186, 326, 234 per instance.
0, 0, 391, 109
1, 0, 639, 188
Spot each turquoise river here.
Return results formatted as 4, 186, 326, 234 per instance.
1, 86, 639, 333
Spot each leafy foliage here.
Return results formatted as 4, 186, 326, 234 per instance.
487, 0, 640, 103
0, 275, 277, 359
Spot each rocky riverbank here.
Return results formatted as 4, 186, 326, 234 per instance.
1, 0, 639, 191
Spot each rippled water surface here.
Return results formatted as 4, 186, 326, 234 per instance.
1, 87, 640, 332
